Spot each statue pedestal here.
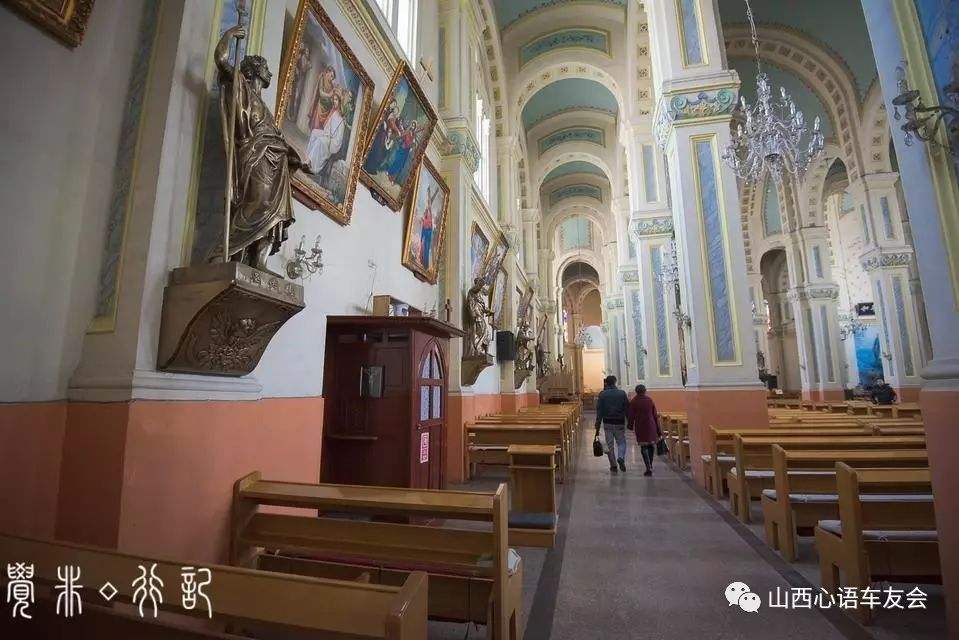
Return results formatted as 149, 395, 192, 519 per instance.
514, 366, 531, 390
157, 262, 305, 376
462, 354, 495, 386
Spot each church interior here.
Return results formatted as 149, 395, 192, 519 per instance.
0, 0, 957, 638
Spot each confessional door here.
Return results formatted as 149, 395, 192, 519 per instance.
412, 340, 446, 489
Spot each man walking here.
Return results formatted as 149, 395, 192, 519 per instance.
595, 375, 629, 472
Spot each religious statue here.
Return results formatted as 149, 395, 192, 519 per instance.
465, 277, 494, 356
209, 23, 307, 274
557, 353, 566, 372
515, 322, 535, 374
536, 343, 551, 378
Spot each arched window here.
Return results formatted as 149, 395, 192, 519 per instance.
418, 345, 444, 423
374, 0, 418, 61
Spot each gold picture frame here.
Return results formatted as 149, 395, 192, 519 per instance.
360, 61, 438, 211
401, 156, 449, 284
482, 232, 509, 285
517, 287, 534, 325
275, 0, 374, 225
3, 0, 95, 47
469, 221, 491, 282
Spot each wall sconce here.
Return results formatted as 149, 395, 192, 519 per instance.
881, 351, 893, 361
672, 308, 692, 329
286, 234, 323, 279
892, 64, 958, 151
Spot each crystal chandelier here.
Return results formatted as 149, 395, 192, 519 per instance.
722, 0, 825, 183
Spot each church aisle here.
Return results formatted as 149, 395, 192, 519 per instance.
527, 414, 852, 640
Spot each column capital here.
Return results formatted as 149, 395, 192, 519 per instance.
630, 214, 674, 242
654, 75, 740, 148
787, 285, 840, 303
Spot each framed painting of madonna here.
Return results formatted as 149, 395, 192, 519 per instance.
360, 61, 438, 211
402, 157, 449, 283
275, 0, 373, 225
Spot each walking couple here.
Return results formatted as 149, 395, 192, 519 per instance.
594, 376, 661, 476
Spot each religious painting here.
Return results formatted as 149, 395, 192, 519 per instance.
276, 0, 374, 225
470, 222, 491, 281
517, 287, 534, 325
402, 157, 449, 283
490, 268, 508, 329
854, 326, 884, 386
361, 61, 438, 211
3, 0, 95, 47
482, 233, 509, 285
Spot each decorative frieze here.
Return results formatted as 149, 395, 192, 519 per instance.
860, 251, 913, 272
444, 127, 481, 173
620, 268, 640, 283
631, 215, 673, 239
605, 296, 625, 310
787, 286, 840, 302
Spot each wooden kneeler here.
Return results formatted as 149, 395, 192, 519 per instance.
507, 445, 558, 548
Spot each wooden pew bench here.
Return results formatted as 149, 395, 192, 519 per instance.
704, 426, 873, 499
815, 465, 939, 624
507, 445, 557, 548
0, 533, 428, 640
760, 446, 930, 561
232, 473, 521, 640
467, 422, 566, 482
726, 434, 926, 522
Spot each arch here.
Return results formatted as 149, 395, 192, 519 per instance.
535, 148, 615, 193
513, 61, 626, 135
797, 142, 845, 228
554, 249, 606, 293
543, 160, 608, 183
474, 0, 510, 138
546, 200, 612, 241
724, 25, 865, 178
860, 82, 893, 174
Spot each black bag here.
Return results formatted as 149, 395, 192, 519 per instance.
656, 437, 669, 457
593, 435, 604, 457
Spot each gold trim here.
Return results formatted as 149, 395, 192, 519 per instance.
689, 134, 742, 366
674, 0, 709, 69
469, 221, 491, 282
359, 60, 439, 211
518, 27, 612, 71
88, 1, 165, 334
401, 156, 450, 284
275, 0, 375, 225
893, 0, 959, 309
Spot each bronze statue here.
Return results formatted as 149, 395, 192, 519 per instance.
515, 322, 535, 374
465, 277, 494, 356
209, 24, 306, 274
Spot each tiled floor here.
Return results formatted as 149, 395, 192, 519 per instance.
430, 413, 946, 639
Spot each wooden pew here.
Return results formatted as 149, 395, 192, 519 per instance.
467, 422, 566, 482
507, 445, 557, 548
0, 533, 428, 640
845, 400, 873, 415
231, 472, 521, 640
761, 446, 930, 561
815, 465, 939, 624
726, 435, 926, 522
892, 402, 922, 419
662, 413, 688, 469
476, 410, 575, 461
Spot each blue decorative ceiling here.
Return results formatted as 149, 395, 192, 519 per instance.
544, 161, 607, 183
731, 60, 834, 138
718, 0, 877, 96
492, 0, 626, 29
521, 78, 618, 131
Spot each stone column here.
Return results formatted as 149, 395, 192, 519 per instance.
648, 0, 768, 484
862, 0, 959, 630
851, 172, 923, 400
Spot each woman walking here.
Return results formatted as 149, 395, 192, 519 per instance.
627, 385, 661, 476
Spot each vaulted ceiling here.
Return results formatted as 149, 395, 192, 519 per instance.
520, 78, 619, 131
544, 161, 607, 183
491, 0, 626, 30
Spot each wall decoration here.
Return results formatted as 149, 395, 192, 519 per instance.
470, 222, 491, 281
854, 325, 883, 386
360, 61, 438, 210
276, 0, 374, 225
537, 126, 605, 155
3, 0, 95, 47
482, 233, 508, 285
549, 183, 602, 206
401, 157, 449, 283
491, 268, 508, 329
517, 287, 534, 325
520, 27, 610, 68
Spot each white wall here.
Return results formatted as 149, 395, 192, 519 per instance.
0, 0, 149, 402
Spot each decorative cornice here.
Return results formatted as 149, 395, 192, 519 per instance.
860, 251, 913, 272
787, 286, 840, 302
620, 268, 640, 283
605, 296, 625, 310
631, 215, 673, 239
444, 126, 481, 173
655, 86, 738, 148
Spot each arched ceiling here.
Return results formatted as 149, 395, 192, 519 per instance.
521, 78, 618, 131
544, 161, 607, 183
730, 60, 834, 138
562, 261, 600, 286
492, 0, 626, 30
718, 0, 877, 96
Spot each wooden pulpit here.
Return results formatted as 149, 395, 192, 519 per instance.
320, 316, 464, 489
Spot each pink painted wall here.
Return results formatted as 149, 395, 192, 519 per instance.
685, 388, 768, 486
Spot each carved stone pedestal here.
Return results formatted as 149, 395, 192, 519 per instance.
461, 354, 495, 386
514, 365, 531, 390
157, 262, 305, 376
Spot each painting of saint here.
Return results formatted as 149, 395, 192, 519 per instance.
483, 235, 508, 285
360, 62, 438, 211
470, 223, 491, 281
276, 0, 373, 224
402, 158, 449, 283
